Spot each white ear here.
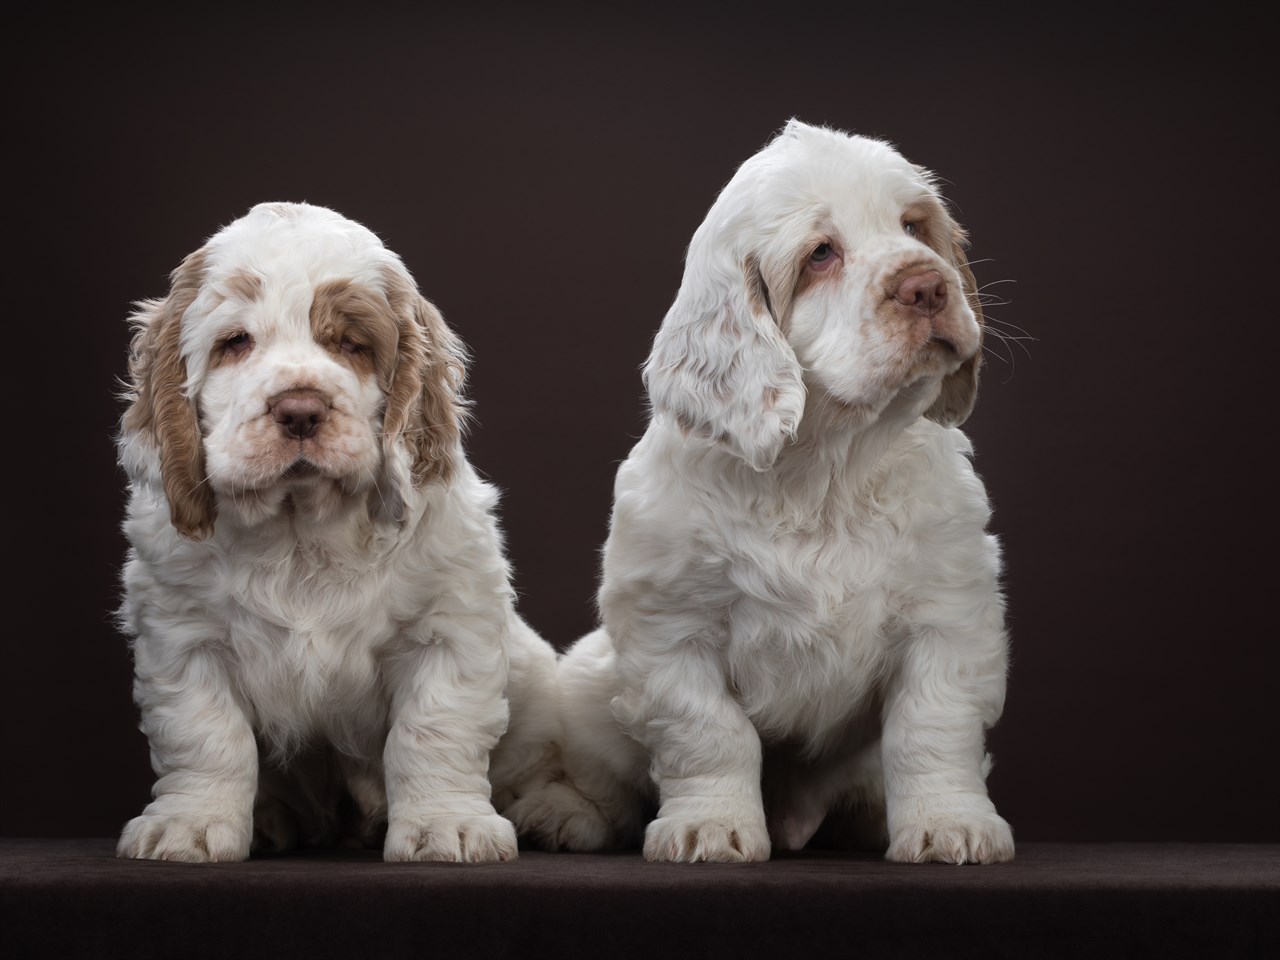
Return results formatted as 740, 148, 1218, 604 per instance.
643, 243, 805, 471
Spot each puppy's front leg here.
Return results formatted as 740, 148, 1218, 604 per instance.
882, 620, 1014, 864
616, 638, 770, 863
118, 644, 257, 862
382, 621, 517, 863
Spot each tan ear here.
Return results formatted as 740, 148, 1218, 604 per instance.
380, 266, 469, 493
926, 218, 984, 428
120, 249, 216, 539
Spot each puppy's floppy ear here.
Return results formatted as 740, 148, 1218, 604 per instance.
644, 243, 805, 471
119, 249, 216, 540
378, 264, 469, 518
926, 215, 984, 428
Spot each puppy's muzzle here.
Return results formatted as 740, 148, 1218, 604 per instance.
888, 267, 974, 360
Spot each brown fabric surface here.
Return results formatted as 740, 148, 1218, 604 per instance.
2, 840, 1276, 959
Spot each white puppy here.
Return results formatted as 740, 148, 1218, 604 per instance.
518, 120, 1014, 864
115, 202, 561, 863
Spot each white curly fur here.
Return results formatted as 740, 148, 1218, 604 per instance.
515, 120, 1015, 864
115, 202, 562, 863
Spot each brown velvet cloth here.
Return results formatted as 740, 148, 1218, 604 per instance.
3, 840, 1276, 959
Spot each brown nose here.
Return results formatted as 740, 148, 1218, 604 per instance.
894, 270, 948, 317
271, 391, 329, 440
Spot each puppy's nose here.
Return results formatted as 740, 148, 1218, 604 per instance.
271, 391, 329, 440
894, 270, 948, 317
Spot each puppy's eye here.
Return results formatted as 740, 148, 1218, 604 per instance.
903, 221, 920, 237
223, 332, 253, 355
340, 337, 364, 355
808, 242, 839, 272
807, 242, 840, 273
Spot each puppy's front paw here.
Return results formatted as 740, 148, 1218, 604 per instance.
887, 800, 1013, 864
504, 781, 616, 851
644, 815, 770, 863
117, 808, 252, 862
384, 812, 518, 863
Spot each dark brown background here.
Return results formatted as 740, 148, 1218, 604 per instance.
7, 4, 1275, 842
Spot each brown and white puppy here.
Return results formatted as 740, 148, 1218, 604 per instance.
116, 201, 562, 862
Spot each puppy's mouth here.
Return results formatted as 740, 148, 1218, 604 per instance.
281, 457, 323, 481
928, 335, 957, 355
922, 329, 977, 368
906, 338, 958, 378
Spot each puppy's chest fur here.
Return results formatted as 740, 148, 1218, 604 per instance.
719, 498, 912, 748
199, 530, 415, 756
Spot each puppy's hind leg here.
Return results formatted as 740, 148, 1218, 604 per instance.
503, 628, 651, 851
488, 617, 563, 818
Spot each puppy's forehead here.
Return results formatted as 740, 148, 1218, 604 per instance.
180, 203, 401, 368
753, 130, 936, 226
206, 202, 391, 290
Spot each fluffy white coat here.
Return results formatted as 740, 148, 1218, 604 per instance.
516, 120, 1015, 864
115, 202, 560, 863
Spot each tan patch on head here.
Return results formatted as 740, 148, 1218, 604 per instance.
202, 272, 265, 373
206, 332, 250, 372
378, 264, 468, 487
309, 278, 400, 384
901, 201, 939, 250
904, 196, 974, 268
122, 248, 217, 539
222, 270, 263, 303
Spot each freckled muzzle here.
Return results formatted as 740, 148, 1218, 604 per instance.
883, 262, 979, 364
